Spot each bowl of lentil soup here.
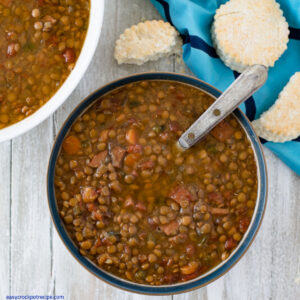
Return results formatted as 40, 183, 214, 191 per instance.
48, 73, 267, 294
0, 0, 104, 142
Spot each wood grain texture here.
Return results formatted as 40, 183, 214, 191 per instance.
10, 119, 54, 294
0, 0, 300, 299
0, 141, 11, 297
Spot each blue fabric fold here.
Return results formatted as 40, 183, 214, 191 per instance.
151, 0, 300, 175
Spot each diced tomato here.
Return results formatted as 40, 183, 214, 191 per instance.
91, 211, 103, 221
169, 186, 193, 208
186, 244, 196, 256
126, 128, 138, 144
6, 31, 17, 41
175, 91, 185, 100
63, 48, 76, 63
86, 203, 95, 212
211, 120, 234, 142
147, 217, 158, 229
110, 146, 126, 168
46, 35, 59, 47
239, 217, 250, 233
7, 43, 18, 57
62, 135, 81, 154
169, 121, 181, 132
225, 237, 237, 250
223, 190, 233, 201
181, 272, 199, 282
127, 144, 143, 153
136, 202, 146, 212
236, 206, 248, 216
159, 132, 169, 142
163, 273, 180, 284
88, 150, 107, 168
94, 238, 102, 247
161, 220, 179, 236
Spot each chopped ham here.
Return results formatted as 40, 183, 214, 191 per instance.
170, 233, 188, 244
110, 146, 126, 168
161, 220, 179, 236
127, 144, 143, 153
139, 160, 154, 170
208, 206, 229, 215
211, 120, 234, 142
208, 192, 224, 203
88, 150, 107, 168
81, 187, 98, 203
169, 186, 193, 208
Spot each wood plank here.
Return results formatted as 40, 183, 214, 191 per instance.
0, 141, 11, 297
10, 119, 53, 294
53, 0, 173, 299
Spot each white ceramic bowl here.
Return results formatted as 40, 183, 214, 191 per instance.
0, 0, 104, 143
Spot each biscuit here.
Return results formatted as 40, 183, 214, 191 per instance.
114, 20, 182, 65
252, 72, 300, 143
211, 0, 289, 72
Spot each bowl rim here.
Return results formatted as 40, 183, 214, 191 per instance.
0, 0, 105, 143
47, 72, 268, 295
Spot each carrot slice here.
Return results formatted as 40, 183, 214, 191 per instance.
126, 128, 138, 144
62, 135, 81, 154
180, 261, 199, 275
124, 153, 141, 167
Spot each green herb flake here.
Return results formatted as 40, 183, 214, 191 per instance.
23, 42, 36, 52
128, 100, 140, 108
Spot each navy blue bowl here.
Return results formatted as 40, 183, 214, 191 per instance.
47, 73, 267, 295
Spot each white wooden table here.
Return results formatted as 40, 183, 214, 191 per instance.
1, 1, 300, 299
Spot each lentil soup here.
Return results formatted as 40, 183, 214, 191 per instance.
0, 0, 90, 129
54, 80, 258, 285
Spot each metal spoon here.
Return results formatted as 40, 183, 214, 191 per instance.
178, 64, 268, 149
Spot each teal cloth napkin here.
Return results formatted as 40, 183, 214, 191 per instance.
151, 0, 300, 175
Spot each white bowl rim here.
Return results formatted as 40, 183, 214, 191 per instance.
0, 0, 104, 143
